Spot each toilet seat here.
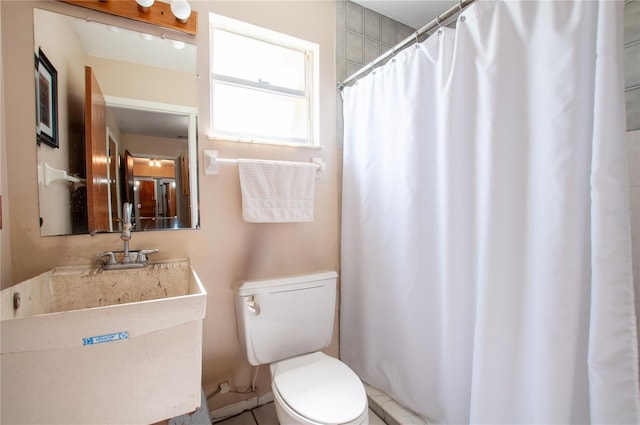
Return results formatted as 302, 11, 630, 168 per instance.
271, 352, 367, 424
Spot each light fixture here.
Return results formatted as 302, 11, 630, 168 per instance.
60, 0, 197, 35
170, 0, 191, 24
170, 40, 186, 50
136, 0, 154, 13
139, 33, 154, 41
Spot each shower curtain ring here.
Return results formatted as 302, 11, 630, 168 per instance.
459, 0, 464, 12
436, 16, 444, 36
414, 30, 419, 48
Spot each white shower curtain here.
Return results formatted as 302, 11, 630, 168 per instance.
340, 1, 639, 423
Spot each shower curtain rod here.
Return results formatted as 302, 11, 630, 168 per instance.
339, 0, 477, 89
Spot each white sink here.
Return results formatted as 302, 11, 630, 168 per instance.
1, 259, 207, 425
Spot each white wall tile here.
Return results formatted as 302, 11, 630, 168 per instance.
364, 38, 381, 64
381, 15, 396, 45
624, 43, 640, 88
627, 88, 640, 131
625, 0, 640, 131
364, 8, 381, 40
346, 1, 363, 34
345, 31, 364, 64
397, 22, 414, 43
345, 61, 362, 79
627, 131, 640, 186
340, 1, 415, 85
625, 0, 640, 43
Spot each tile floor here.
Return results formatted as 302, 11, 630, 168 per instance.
213, 402, 385, 425
211, 382, 429, 425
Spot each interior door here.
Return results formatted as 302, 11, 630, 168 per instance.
108, 134, 120, 231
84, 66, 110, 232
137, 180, 157, 218
123, 150, 135, 204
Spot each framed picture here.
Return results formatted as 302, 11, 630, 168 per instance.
35, 48, 58, 148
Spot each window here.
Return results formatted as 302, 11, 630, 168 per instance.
209, 14, 320, 147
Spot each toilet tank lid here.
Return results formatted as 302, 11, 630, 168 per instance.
234, 271, 337, 296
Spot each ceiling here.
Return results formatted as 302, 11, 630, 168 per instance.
70, 18, 196, 74
65, 15, 195, 139
352, 0, 460, 30
109, 107, 189, 140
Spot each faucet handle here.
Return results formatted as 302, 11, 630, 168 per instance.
96, 251, 117, 265
137, 249, 159, 263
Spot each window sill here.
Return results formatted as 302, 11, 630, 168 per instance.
207, 134, 323, 150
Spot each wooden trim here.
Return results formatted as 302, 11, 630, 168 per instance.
85, 66, 111, 232
59, 0, 197, 36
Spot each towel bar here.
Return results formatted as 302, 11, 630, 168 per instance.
37, 162, 86, 187
203, 150, 325, 177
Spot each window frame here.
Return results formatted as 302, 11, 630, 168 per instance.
208, 14, 320, 148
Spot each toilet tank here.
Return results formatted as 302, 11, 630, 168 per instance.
234, 271, 338, 366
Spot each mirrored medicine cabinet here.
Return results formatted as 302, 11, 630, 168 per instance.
33, 7, 199, 237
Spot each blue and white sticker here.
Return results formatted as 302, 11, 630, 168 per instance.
82, 331, 128, 346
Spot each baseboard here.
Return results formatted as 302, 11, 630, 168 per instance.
209, 392, 274, 423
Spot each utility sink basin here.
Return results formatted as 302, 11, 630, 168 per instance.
1, 259, 207, 425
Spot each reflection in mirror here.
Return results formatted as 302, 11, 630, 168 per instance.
33, 8, 199, 236
107, 100, 197, 231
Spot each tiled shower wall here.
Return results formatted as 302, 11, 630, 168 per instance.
625, 0, 639, 131
336, 1, 415, 84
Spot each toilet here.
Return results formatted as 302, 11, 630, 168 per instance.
234, 271, 369, 425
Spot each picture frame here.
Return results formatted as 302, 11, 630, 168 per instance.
35, 48, 59, 148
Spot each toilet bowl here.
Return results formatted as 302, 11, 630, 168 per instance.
234, 272, 368, 425
270, 352, 368, 425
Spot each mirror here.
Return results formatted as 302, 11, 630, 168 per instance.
33, 8, 199, 236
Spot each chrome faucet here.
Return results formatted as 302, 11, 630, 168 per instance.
96, 202, 159, 270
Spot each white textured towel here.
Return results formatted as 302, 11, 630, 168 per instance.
237, 159, 316, 223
